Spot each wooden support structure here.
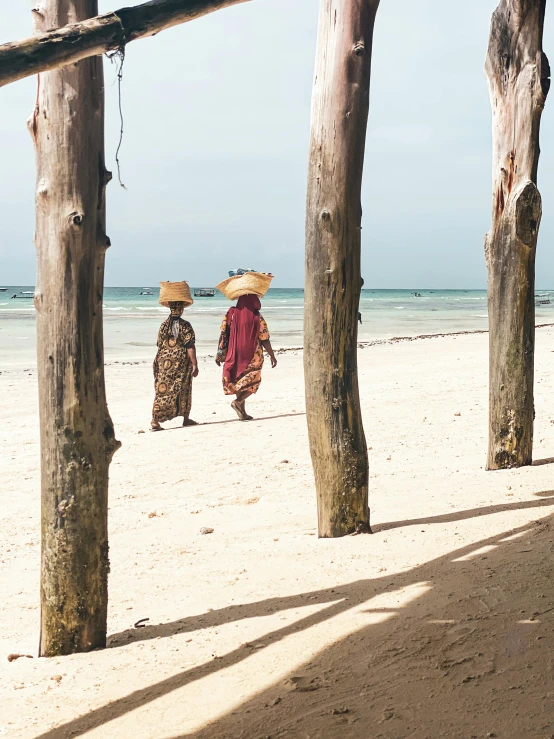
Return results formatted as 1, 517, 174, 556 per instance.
32, 0, 120, 657
304, 0, 379, 537
484, 0, 550, 470
0, 0, 249, 88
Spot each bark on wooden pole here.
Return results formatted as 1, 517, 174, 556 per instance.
32, 0, 120, 657
304, 0, 379, 537
485, 0, 550, 470
0, 0, 249, 89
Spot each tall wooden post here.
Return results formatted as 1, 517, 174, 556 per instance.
485, 0, 550, 470
304, 0, 379, 537
31, 0, 120, 656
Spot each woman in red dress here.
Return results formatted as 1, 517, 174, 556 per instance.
215, 294, 277, 420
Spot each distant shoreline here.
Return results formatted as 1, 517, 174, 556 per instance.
4, 324, 554, 376
3, 286, 549, 292
10, 285, 554, 291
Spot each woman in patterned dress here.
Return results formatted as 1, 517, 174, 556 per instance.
151, 301, 199, 430
215, 294, 277, 420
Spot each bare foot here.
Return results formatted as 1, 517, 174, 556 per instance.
231, 400, 248, 421
151, 421, 163, 431
182, 418, 198, 427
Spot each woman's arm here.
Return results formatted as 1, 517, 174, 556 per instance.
261, 339, 277, 368
187, 346, 199, 377
156, 322, 165, 349
215, 316, 230, 366
153, 323, 163, 376
259, 317, 277, 368
182, 322, 199, 377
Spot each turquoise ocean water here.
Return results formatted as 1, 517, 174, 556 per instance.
2, 286, 554, 369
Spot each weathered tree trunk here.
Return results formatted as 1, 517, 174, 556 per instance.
304, 0, 379, 537
32, 0, 120, 657
485, 0, 550, 470
0, 0, 249, 89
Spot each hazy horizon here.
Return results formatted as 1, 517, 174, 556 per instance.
5, 284, 554, 292
2, 1, 554, 288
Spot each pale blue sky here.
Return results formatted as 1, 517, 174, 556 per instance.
1, 0, 554, 288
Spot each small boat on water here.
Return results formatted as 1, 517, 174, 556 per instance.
194, 288, 216, 297
536, 293, 552, 305
0, 288, 7, 292
12, 290, 34, 299
140, 288, 154, 295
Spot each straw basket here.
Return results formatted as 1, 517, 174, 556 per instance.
216, 272, 273, 300
159, 281, 193, 307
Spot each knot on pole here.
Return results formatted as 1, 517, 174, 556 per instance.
539, 51, 551, 99
320, 209, 333, 233
513, 181, 541, 247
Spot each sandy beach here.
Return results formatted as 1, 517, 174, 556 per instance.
2, 330, 554, 738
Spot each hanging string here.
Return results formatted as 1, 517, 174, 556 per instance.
107, 47, 127, 189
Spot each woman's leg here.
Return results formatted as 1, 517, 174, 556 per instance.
151, 413, 163, 431
231, 390, 252, 421
231, 398, 247, 420
236, 389, 254, 420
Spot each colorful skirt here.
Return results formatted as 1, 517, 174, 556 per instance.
152, 350, 193, 422
223, 343, 264, 396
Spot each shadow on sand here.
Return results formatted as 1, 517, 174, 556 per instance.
373, 493, 554, 532
532, 456, 554, 467
156, 412, 306, 431
33, 497, 554, 738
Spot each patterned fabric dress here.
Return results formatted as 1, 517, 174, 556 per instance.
217, 315, 270, 395
152, 318, 195, 422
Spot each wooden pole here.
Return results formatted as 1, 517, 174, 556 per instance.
485, 0, 550, 470
0, 0, 249, 89
32, 0, 120, 657
304, 0, 379, 537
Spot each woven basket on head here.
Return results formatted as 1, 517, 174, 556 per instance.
159, 281, 193, 307
216, 272, 273, 300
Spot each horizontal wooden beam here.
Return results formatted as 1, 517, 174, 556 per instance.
0, 0, 250, 88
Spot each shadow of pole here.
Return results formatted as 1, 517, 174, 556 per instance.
158, 412, 306, 431
106, 494, 554, 650
373, 496, 554, 532
32, 518, 549, 739
532, 457, 554, 467
175, 514, 554, 738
